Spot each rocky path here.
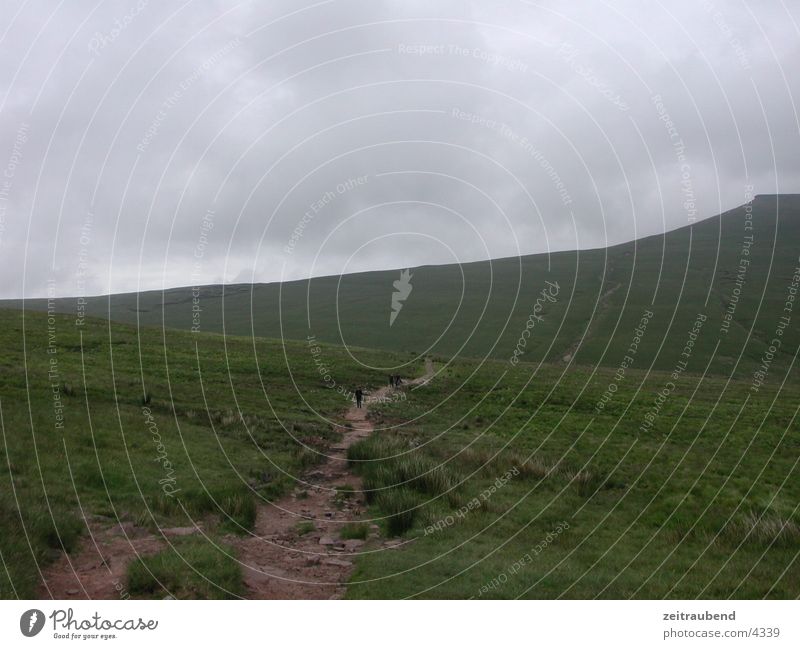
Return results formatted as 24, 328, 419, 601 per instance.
227, 383, 393, 599
40, 360, 433, 599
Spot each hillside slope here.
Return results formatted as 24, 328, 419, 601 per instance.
9, 194, 800, 378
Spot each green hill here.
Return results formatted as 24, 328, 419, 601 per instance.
7, 194, 800, 381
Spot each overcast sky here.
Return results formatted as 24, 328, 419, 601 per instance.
0, 0, 798, 298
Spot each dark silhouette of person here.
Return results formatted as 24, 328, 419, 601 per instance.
355, 388, 363, 408
388, 375, 394, 386
395, 375, 403, 386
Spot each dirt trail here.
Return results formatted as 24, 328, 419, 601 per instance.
39, 359, 433, 600
230, 359, 434, 599
228, 384, 392, 599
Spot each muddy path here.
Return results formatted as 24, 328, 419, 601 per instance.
39, 360, 433, 599
230, 359, 434, 599
227, 383, 390, 599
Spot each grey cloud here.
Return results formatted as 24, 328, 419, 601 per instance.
0, 0, 797, 298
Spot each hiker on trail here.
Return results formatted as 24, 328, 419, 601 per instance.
355, 388, 364, 408
395, 375, 403, 386
388, 375, 394, 386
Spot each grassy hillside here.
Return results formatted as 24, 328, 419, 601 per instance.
346, 355, 800, 599
9, 194, 800, 380
0, 307, 797, 599
0, 308, 411, 598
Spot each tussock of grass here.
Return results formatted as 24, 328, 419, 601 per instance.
566, 468, 604, 497
723, 510, 800, 547
460, 447, 607, 498
376, 489, 421, 537
349, 435, 462, 507
292, 444, 325, 472
152, 486, 256, 534
340, 522, 369, 540
60, 382, 76, 397
348, 435, 464, 536
459, 447, 555, 480
347, 435, 409, 463
126, 537, 243, 599
295, 521, 316, 536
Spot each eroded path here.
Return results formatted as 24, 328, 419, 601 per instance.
227, 384, 392, 599
40, 360, 433, 599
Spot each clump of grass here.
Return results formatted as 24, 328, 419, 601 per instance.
567, 468, 604, 497
292, 445, 322, 471
377, 489, 422, 537
127, 536, 243, 599
168, 486, 256, 534
723, 510, 800, 547
295, 521, 316, 536
347, 435, 408, 464
515, 455, 559, 480
351, 436, 460, 498
459, 447, 557, 481
218, 490, 257, 533
350, 435, 464, 524
472, 450, 603, 497
340, 522, 369, 540
59, 382, 76, 397
362, 466, 397, 503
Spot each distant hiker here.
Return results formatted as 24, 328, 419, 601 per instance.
395, 375, 403, 386
355, 388, 364, 408
388, 375, 394, 386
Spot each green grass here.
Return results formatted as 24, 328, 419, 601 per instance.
339, 522, 369, 540
0, 308, 418, 598
295, 521, 316, 536
344, 355, 800, 599
1, 261, 799, 599
126, 536, 243, 599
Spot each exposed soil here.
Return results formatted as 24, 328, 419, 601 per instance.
39, 360, 433, 600
39, 519, 170, 599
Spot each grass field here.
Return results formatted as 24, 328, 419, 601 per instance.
0, 308, 413, 598
346, 356, 800, 598
1, 302, 797, 598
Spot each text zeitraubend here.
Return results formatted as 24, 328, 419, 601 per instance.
663, 610, 735, 621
